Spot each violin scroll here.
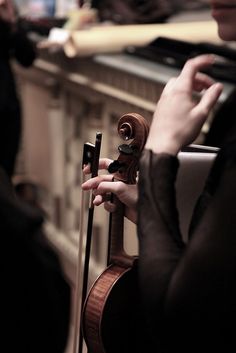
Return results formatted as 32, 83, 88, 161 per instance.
108, 113, 149, 184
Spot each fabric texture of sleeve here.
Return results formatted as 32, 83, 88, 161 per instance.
137, 149, 185, 350
137, 143, 236, 353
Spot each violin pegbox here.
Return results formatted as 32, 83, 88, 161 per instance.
108, 113, 149, 184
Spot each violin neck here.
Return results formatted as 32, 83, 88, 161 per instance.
107, 195, 134, 268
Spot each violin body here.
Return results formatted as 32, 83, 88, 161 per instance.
83, 261, 147, 353
82, 113, 149, 353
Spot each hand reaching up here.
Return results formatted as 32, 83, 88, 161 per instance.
145, 55, 223, 155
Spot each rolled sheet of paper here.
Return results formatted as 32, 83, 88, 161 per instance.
63, 21, 223, 57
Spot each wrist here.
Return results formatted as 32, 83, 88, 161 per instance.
145, 137, 180, 156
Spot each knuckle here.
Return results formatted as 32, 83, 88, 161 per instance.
201, 107, 209, 117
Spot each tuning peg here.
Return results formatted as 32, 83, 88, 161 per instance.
108, 160, 125, 173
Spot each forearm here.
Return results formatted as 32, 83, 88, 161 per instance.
137, 149, 185, 320
165, 143, 236, 314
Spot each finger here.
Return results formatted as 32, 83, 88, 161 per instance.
104, 201, 116, 213
82, 174, 113, 190
93, 192, 111, 206
98, 158, 114, 170
83, 158, 113, 174
93, 194, 104, 206
192, 82, 223, 119
193, 72, 215, 91
164, 73, 214, 94
95, 181, 124, 196
178, 54, 215, 91
82, 164, 91, 174
162, 77, 177, 93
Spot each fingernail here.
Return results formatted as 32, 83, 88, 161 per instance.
208, 54, 216, 63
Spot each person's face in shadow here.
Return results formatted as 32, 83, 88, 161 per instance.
209, 1, 236, 40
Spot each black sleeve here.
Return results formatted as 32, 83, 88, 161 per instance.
137, 145, 236, 352
0, 167, 70, 353
10, 20, 37, 67
137, 149, 185, 349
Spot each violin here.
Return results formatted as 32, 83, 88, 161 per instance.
82, 113, 149, 353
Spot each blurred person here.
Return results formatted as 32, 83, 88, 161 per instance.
0, 2, 71, 352
0, 0, 36, 177
1, 165, 71, 353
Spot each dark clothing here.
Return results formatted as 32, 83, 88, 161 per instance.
0, 20, 70, 352
205, 88, 236, 148
138, 144, 236, 352
91, 0, 209, 24
1, 166, 70, 353
91, 0, 174, 24
0, 17, 70, 353
0, 19, 36, 177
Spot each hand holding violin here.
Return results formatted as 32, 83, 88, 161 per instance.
82, 157, 138, 223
